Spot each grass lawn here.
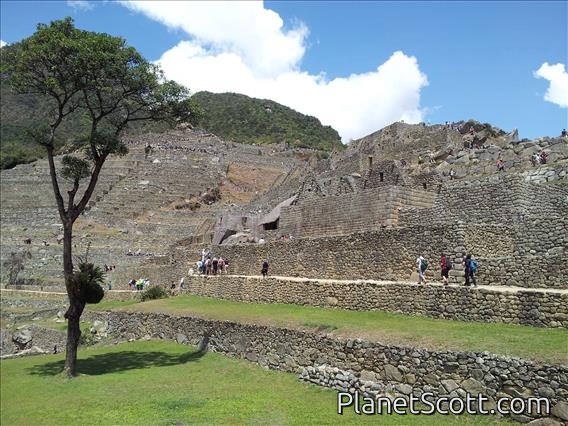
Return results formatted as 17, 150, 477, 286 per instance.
92, 295, 568, 365
1, 340, 511, 425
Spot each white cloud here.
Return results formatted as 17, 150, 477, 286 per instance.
67, 1, 94, 11
121, 1, 428, 142
534, 62, 568, 108
0, 40, 7, 48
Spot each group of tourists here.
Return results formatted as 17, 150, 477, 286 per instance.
125, 249, 154, 257
194, 249, 228, 276
416, 252, 478, 287
128, 278, 150, 291
531, 151, 548, 166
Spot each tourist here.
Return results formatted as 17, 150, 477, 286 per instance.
463, 254, 478, 287
179, 276, 185, 289
496, 159, 505, 172
128, 278, 136, 290
440, 253, 450, 285
449, 169, 456, 180
144, 143, 152, 159
212, 257, 219, 275
218, 257, 225, 274
136, 278, 144, 291
562, 129, 567, 137
539, 151, 548, 165
261, 259, 269, 278
416, 255, 428, 285
205, 257, 212, 275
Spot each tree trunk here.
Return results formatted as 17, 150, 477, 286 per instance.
62, 223, 83, 378
64, 296, 85, 378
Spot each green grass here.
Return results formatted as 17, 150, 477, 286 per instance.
103, 295, 568, 365
89, 298, 139, 311
1, 340, 510, 425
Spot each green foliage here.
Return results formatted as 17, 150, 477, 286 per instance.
2, 250, 32, 286
192, 91, 344, 151
71, 262, 105, 304
140, 286, 168, 302
78, 324, 97, 347
61, 155, 90, 181
1, 17, 201, 169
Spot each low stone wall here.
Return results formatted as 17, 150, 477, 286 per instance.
185, 276, 568, 328
0, 289, 140, 302
0, 325, 66, 357
86, 311, 568, 423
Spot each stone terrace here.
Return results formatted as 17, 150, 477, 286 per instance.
0, 129, 306, 289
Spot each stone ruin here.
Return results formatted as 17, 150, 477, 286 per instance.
1, 120, 567, 423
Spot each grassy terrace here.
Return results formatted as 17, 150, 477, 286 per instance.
91, 295, 568, 365
1, 340, 512, 425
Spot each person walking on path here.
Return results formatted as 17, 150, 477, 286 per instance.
261, 259, 269, 278
416, 255, 428, 285
440, 253, 451, 285
463, 254, 478, 287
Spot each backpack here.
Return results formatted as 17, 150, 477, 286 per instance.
420, 259, 428, 272
446, 258, 452, 270
470, 259, 478, 273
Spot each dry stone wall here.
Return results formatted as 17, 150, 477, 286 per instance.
185, 276, 568, 328
279, 185, 435, 238
214, 224, 459, 281
400, 173, 568, 226
193, 220, 567, 288
86, 310, 568, 423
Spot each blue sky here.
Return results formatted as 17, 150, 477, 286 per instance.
1, 1, 567, 142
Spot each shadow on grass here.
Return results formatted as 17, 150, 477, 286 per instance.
27, 349, 206, 376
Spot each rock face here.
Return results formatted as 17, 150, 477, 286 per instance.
86, 310, 568, 423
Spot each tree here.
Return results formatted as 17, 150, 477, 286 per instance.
2, 250, 32, 287
2, 17, 201, 377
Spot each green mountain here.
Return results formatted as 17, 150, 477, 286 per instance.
0, 71, 343, 169
191, 91, 343, 151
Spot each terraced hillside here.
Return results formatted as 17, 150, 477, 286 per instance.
1, 121, 567, 292
0, 128, 313, 290
2, 121, 568, 425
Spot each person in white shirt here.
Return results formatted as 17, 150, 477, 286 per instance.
416, 255, 428, 285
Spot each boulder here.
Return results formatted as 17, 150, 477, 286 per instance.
176, 333, 188, 345
12, 329, 32, 350
460, 377, 485, 395
551, 401, 568, 421
383, 364, 403, 382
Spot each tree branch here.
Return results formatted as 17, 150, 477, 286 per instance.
46, 145, 68, 224
71, 154, 107, 221
67, 177, 80, 212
